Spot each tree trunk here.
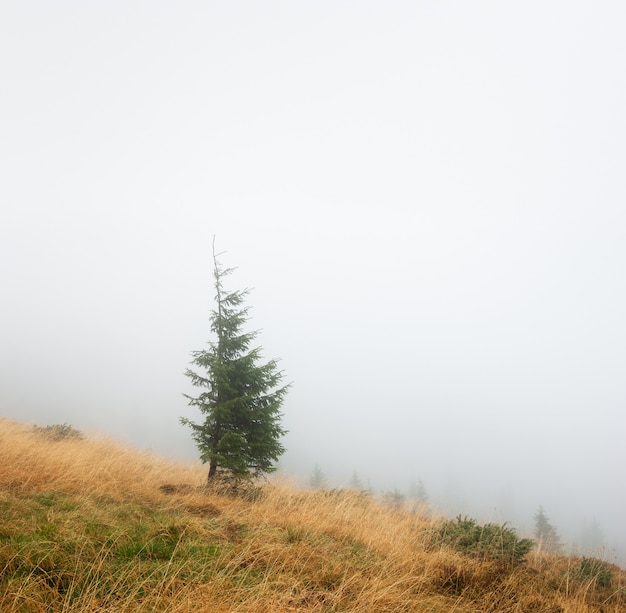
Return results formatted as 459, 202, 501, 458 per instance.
207, 459, 218, 482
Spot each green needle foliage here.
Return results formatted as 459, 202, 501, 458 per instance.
181, 242, 290, 482
436, 515, 534, 565
575, 557, 613, 588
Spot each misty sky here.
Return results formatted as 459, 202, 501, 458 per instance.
1, 2, 625, 562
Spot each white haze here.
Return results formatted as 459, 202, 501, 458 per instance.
1, 2, 625, 564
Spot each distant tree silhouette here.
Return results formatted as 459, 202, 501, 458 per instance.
534, 506, 562, 553
409, 477, 428, 503
349, 470, 364, 490
309, 464, 327, 490
581, 517, 605, 554
384, 488, 406, 510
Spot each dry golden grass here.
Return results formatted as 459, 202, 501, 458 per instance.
1, 416, 624, 612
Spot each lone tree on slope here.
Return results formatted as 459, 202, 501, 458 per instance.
181, 242, 290, 482
534, 506, 562, 554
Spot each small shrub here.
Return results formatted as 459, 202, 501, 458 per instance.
32, 423, 84, 441
575, 557, 613, 587
436, 515, 534, 565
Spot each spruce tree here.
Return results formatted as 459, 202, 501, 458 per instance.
349, 470, 364, 491
181, 243, 290, 482
533, 506, 562, 553
581, 517, 605, 553
409, 477, 429, 503
309, 465, 327, 490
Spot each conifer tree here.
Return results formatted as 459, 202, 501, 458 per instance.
384, 488, 406, 510
349, 470, 364, 491
309, 464, 327, 490
581, 517, 605, 553
409, 477, 429, 503
533, 506, 562, 553
181, 242, 290, 481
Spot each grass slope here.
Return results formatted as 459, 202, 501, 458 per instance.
0, 417, 624, 612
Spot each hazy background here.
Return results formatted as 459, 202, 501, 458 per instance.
1, 2, 624, 564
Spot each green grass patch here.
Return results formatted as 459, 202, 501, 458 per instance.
0, 491, 226, 611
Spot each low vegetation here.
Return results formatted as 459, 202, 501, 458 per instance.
30, 422, 84, 441
435, 515, 534, 565
1, 417, 624, 612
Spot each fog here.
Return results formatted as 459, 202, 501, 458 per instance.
1, 2, 624, 565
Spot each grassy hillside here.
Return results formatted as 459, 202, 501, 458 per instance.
1, 418, 624, 612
